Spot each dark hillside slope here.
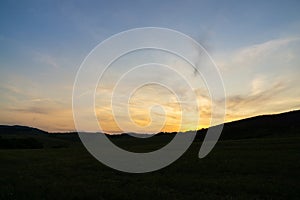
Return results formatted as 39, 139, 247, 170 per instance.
211, 110, 300, 140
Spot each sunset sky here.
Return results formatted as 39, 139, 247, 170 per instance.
1, 0, 300, 133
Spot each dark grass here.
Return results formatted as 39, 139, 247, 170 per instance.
1, 136, 300, 200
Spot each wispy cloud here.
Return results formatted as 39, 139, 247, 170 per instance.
5, 98, 66, 114
217, 37, 300, 71
33, 51, 60, 69
225, 80, 287, 120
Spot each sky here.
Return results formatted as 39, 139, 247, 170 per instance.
0, 0, 300, 133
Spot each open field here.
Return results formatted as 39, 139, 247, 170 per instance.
1, 135, 300, 200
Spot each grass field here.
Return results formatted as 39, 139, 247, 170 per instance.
1, 135, 300, 200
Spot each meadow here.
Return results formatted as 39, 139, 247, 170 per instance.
1, 135, 299, 200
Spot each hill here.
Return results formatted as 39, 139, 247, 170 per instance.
0, 125, 78, 149
215, 110, 300, 140
0, 110, 299, 149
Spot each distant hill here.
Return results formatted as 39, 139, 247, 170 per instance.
0, 125, 47, 135
0, 125, 79, 149
0, 110, 299, 149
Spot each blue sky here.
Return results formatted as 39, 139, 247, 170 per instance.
0, 0, 300, 132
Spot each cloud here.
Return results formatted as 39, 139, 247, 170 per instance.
6, 98, 65, 115
225, 80, 287, 120
251, 75, 266, 95
212, 36, 300, 121
8, 107, 49, 115
1, 97, 74, 132
218, 36, 300, 70
33, 52, 60, 69
235, 38, 297, 62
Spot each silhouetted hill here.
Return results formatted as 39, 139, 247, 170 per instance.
0, 125, 47, 135
0, 126, 79, 149
0, 110, 299, 149
196, 110, 300, 140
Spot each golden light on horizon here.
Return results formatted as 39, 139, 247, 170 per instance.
94, 83, 214, 134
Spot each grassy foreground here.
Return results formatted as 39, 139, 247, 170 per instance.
0, 136, 300, 200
